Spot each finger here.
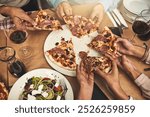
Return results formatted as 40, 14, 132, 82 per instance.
20, 14, 36, 26
64, 7, 72, 16
13, 17, 25, 30
90, 11, 97, 21
94, 67, 106, 78
80, 60, 86, 72
59, 6, 65, 18
56, 8, 62, 19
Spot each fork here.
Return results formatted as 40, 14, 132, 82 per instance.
109, 11, 123, 34
111, 11, 127, 29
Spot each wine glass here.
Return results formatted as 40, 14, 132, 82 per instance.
0, 47, 26, 78
2, 18, 33, 59
132, 9, 150, 41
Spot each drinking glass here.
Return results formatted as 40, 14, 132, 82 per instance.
0, 47, 26, 78
132, 9, 150, 41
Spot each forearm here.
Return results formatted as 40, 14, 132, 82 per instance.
132, 45, 145, 59
77, 84, 93, 100
0, 5, 12, 16
111, 83, 129, 100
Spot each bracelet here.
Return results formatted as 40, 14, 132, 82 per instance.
141, 43, 149, 62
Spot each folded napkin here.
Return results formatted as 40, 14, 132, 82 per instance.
107, 8, 128, 28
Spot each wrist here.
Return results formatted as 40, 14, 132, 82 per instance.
111, 83, 128, 100
130, 69, 142, 80
132, 45, 145, 59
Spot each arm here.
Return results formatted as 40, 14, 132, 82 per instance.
76, 61, 94, 100
116, 38, 150, 64
95, 55, 129, 100
120, 55, 150, 99
0, 5, 36, 29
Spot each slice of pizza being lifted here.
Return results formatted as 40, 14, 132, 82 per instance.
79, 51, 112, 74
88, 27, 118, 55
45, 38, 76, 70
63, 15, 99, 38
28, 10, 62, 30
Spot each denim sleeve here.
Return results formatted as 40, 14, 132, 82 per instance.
47, 0, 68, 8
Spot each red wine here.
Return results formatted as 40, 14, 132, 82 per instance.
132, 20, 150, 41
9, 60, 26, 78
10, 30, 27, 44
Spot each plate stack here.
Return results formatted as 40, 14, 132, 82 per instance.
120, 0, 150, 23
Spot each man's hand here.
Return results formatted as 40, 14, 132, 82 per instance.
95, 55, 128, 100
90, 3, 104, 25
56, 1, 72, 19
120, 55, 141, 80
76, 61, 94, 100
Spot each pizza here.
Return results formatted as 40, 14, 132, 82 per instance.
63, 15, 98, 38
88, 26, 118, 55
0, 82, 8, 100
45, 37, 76, 70
29, 10, 62, 30
79, 51, 112, 74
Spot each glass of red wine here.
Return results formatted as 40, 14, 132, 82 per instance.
0, 47, 26, 78
132, 9, 150, 41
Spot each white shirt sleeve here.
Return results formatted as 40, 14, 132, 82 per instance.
135, 73, 150, 99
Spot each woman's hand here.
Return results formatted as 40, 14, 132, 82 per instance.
116, 38, 145, 59
76, 61, 94, 100
56, 1, 72, 19
95, 55, 128, 100
90, 3, 104, 25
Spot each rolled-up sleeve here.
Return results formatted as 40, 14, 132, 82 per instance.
145, 49, 150, 64
135, 74, 150, 99
47, 0, 68, 8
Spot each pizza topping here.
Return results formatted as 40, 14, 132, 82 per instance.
32, 10, 62, 30
88, 27, 118, 55
79, 51, 112, 74
63, 15, 98, 38
46, 38, 76, 70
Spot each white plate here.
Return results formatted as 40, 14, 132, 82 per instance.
44, 25, 99, 77
123, 0, 150, 15
8, 68, 74, 100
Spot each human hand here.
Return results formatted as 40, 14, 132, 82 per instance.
116, 38, 145, 59
90, 3, 104, 25
56, 1, 72, 19
76, 61, 94, 100
95, 55, 128, 100
6, 6, 36, 30
120, 55, 141, 80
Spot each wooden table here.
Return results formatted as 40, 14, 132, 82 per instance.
0, 4, 150, 100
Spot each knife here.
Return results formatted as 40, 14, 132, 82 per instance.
109, 11, 123, 34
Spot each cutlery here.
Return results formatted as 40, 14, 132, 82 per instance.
144, 67, 150, 71
109, 11, 123, 34
112, 11, 127, 29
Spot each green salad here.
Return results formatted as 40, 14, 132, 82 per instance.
20, 77, 67, 100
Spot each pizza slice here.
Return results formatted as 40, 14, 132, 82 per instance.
79, 51, 112, 74
63, 15, 98, 38
28, 10, 62, 30
45, 38, 76, 70
0, 82, 8, 100
88, 26, 118, 55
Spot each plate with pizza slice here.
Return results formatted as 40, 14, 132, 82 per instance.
44, 24, 118, 76
44, 25, 99, 76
